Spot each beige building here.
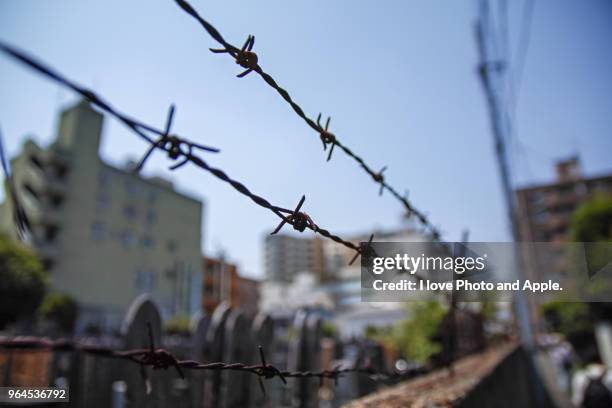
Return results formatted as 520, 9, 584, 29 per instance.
0, 100, 203, 330
263, 234, 326, 283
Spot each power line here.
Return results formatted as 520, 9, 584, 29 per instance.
512, 0, 536, 106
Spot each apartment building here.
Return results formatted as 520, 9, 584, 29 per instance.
0, 100, 204, 330
516, 157, 612, 280
515, 157, 612, 330
202, 256, 260, 317
263, 234, 326, 283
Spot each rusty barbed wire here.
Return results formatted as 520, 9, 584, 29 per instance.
0, 42, 220, 175
0, 330, 410, 396
0, 41, 375, 260
174, 0, 442, 240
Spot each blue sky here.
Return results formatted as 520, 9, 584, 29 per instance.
1, 0, 611, 278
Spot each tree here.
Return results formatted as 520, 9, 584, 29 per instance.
570, 195, 612, 319
386, 302, 447, 364
542, 195, 612, 363
39, 293, 79, 333
571, 194, 612, 242
541, 301, 590, 339
0, 234, 47, 328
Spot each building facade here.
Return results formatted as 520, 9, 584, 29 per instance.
516, 157, 612, 280
260, 227, 427, 337
263, 234, 326, 283
516, 157, 612, 330
0, 100, 204, 330
517, 157, 612, 244
202, 256, 260, 317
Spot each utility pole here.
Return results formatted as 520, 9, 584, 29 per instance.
474, 0, 534, 348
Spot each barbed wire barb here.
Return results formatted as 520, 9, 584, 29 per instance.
173, 0, 443, 240
0, 41, 366, 261
0, 334, 410, 391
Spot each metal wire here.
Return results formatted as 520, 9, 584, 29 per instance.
0, 329, 408, 395
0, 40, 371, 259
174, 0, 442, 241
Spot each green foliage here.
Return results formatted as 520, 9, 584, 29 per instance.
383, 302, 447, 364
541, 301, 590, 339
39, 293, 79, 333
569, 195, 612, 315
480, 301, 498, 321
364, 324, 391, 340
0, 235, 47, 328
164, 314, 191, 335
571, 194, 612, 242
322, 321, 338, 338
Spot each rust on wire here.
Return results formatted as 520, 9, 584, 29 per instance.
373, 166, 387, 196
271, 195, 318, 235
349, 233, 375, 266
174, 0, 443, 240
317, 113, 336, 161
0, 332, 406, 396
211, 35, 259, 78
0, 41, 364, 259
0, 41, 220, 174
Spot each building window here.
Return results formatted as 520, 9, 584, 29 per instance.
50, 194, 64, 208
533, 211, 550, 224
98, 169, 112, 188
148, 190, 158, 204
125, 179, 139, 197
90, 222, 106, 241
167, 240, 177, 253
96, 194, 110, 212
120, 230, 137, 248
145, 210, 156, 225
142, 236, 155, 249
23, 183, 40, 201
45, 226, 59, 243
123, 205, 137, 220
29, 155, 44, 171
529, 191, 544, 206
135, 268, 157, 291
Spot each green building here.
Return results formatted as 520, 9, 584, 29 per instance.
0, 100, 203, 331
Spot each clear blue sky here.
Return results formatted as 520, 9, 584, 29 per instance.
1, 0, 611, 278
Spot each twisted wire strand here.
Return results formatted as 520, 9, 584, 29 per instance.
0, 336, 407, 394
0, 41, 361, 255
174, 0, 442, 240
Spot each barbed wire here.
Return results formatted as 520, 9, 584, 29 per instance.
174, 0, 442, 241
0, 41, 374, 261
0, 324, 410, 396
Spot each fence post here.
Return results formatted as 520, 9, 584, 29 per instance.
120, 294, 168, 408
288, 310, 322, 408
190, 312, 211, 408
249, 313, 274, 407
202, 302, 231, 408
219, 309, 250, 408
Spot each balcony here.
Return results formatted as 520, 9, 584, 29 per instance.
23, 198, 63, 227
22, 164, 67, 199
